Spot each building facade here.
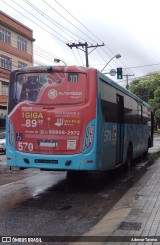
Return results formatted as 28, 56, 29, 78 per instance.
0, 11, 35, 125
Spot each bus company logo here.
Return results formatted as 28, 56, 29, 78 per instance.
48, 89, 57, 99
58, 91, 82, 96
22, 107, 32, 111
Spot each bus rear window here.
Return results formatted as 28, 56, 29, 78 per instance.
10, 71, 87, 105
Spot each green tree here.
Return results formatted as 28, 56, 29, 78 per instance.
129, 73, 160, 126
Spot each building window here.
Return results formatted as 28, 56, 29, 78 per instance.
0, 55, 12, 70
17, 37, 27, 52
18, 61, 27, 68
2, 81, 9, 96
0, 28, 11, 44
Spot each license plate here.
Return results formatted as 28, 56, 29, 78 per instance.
38, 140, 57, 148
35, 159, 58, 164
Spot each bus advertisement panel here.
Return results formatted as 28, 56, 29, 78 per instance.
7, 66, 97, 171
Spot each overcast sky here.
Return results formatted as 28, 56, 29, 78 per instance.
1, 0, 160, 86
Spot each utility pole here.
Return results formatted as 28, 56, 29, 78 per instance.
66, 42, 104, 67
124, 74, 134, 90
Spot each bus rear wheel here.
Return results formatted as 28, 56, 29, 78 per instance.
143, 138, 150, 157
67, 171, 87, 182
126, 145, 133, 169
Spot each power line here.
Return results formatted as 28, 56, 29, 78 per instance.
76, 48, 84, 66
95, 50, 114, 70
29, 0, 113, 67
34, 59, 48, 66
53, 0, 131, 72
34, 47, 73, 65
1, 0, 66, 43
11, 0, 71, 43
124, 62, 160, 69
22, 0, 86, 43
54, 0, 118, 57
0, 34, 71, 65
71, 49, 80, 65
34, 50, 72, 65
0, 38, 73, 67
41, 0, 98, 45
54, 0, 104, 45
53, 0, 121, 69
34, 46, 74, 65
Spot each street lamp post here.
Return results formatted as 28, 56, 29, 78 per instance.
54, 58, 67, 66
101, 54, 121, 72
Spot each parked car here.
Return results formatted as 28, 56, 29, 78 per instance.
0, 131, 6, 154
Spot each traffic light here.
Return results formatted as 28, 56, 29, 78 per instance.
117, 67, 123, 79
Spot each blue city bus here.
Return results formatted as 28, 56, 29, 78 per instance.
6, 66, 153, 172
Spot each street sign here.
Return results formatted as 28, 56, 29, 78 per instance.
110, 69, 116, 76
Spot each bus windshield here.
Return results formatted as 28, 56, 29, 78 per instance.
10, 71, 87, 106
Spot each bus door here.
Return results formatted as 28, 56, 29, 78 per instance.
116, 94, 124, 165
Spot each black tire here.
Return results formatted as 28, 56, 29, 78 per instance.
143, 148, 148, 157
143, 138, 150, 157
67, 171, 87, 183
126, 145, 133, 169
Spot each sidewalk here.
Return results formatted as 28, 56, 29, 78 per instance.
72, 141, 160, 244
